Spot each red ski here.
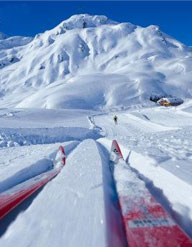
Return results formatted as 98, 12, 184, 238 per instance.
110, 140, 192, 247
0, 145, 66, 220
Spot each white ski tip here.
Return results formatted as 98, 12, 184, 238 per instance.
54, 146, 66, 168
110, 140, 124, 163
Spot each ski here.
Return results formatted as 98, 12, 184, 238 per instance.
0, 145, 66, 220
110, 140, 192, 247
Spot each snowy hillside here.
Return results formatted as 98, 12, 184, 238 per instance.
0, 14, 191, 110
1, 102, 192, 245
1, 14, 192, 246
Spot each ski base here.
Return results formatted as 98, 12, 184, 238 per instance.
110, 140, 192, 247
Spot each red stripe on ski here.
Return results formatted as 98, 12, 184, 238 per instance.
110, 140, 192, 247
0, 169, 60, 220
0, 145, 66, 220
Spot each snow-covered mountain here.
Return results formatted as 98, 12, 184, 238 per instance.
1, 14, 192, 246
0, 14, 191, 110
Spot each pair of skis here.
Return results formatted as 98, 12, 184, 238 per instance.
1, 140, 192, 246
110, 140, 192, 247
0, 146, 66, 220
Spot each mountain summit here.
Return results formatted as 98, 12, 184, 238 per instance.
0, 14, 191, 110
52, 14, 117, 32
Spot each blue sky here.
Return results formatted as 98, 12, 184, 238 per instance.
0, 1, 191, 46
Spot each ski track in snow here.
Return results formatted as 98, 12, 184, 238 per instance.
1, 105, 192, 245
0, 139, 126, 247
95, 107, 192, 239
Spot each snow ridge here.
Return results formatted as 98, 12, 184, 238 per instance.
0, 14, 191, 110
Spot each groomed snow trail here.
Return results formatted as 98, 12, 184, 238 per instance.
0, 141, 79, 193
1, 106, 192, 245
0, 139, 126, 247
94, 107, 192, 239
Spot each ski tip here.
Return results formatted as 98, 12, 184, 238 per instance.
54, 146, 66, 167
59, 146, 66, 165
59, 146, 65, 155
110, 140, 124, 163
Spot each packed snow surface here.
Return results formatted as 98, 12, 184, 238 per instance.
1, 102, 192, 245
0, 14, 192, 246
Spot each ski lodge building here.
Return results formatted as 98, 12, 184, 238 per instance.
157, 97, 184, 106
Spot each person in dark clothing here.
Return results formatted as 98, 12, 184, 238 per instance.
83, 21, 87, 28
114, 115, 118, 124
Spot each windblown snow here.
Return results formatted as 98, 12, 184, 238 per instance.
0, 14, 192, 246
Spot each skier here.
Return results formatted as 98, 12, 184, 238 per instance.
114, 115, 118, 125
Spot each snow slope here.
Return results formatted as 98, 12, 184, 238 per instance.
1, 14, 192, 247
96, 104, 192, 238
0, 139, 126, 247
0, 14, 192, 110
0, 105, 192, 245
